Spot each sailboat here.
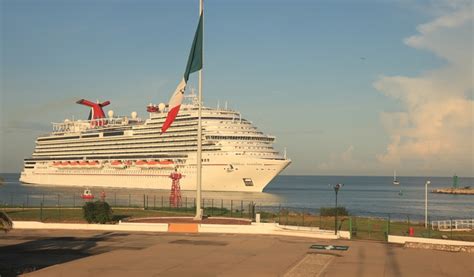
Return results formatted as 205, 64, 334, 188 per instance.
393, 170, 400, 185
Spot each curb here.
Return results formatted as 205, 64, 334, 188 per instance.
11, 221, 347, 239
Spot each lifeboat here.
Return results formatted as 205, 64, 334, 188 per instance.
61, 161, 70, 166
81, 189, 94, 200
69, 161, 79, 166
135, 160, 147, 167
79, 161, 89, 167
158, 160, 175, 168
136, 160, 174, 168
110, 160, 126, 169
87, 161, 103, 168
146, 160, 161, 167
52, 162, 62, 167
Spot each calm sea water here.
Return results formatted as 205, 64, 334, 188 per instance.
1, 173, 472, 220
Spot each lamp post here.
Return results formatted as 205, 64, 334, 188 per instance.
333, 183, 343, 235
425, 180, 430, 228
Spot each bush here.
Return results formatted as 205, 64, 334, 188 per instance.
0, 211, 13, 233
320, 206, 349, 216
83, 201, 112, 224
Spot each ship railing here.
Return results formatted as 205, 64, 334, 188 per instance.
52, 117, 142, 133
431, 219, 474, 231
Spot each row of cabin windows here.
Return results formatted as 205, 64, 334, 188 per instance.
33, 146, 220, 156
37, 132, 201, 147
36, 138, 199, 150
35, 140, 208, 153
208, 136, 274, 142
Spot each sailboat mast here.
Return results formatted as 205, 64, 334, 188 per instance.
195, 0, 204, 220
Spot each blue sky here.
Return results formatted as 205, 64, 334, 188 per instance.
1, 0, 472, 176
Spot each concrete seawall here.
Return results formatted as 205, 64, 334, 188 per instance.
12, 220, 351, 239
431, 188, 474, 195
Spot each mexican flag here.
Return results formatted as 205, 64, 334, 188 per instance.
161, 12, 203, 133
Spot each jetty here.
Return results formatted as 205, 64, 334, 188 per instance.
431, 187, 474, 195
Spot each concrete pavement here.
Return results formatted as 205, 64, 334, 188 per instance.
0, 229, 473, 276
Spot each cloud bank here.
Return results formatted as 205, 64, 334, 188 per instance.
374, 1, 473, 176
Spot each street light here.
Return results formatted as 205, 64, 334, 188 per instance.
333, 183, 343, 235
425, 180, 430, 228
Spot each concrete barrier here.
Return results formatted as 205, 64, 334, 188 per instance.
13, 221, 168, 232
12, 221, 345, 239
276, 224, 351, 239
388, 235, 474, 246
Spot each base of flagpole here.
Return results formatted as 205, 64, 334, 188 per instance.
193, 209, 203, 221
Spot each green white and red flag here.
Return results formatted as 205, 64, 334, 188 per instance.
161, 12, 203, 133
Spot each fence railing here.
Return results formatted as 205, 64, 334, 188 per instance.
431, 219, 474, 231
1, 192, 473, 242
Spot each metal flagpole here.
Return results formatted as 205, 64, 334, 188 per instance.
194, 0, 203, 220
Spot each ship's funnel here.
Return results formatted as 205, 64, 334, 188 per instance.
76, 99, 110, 127
76, 99, 110, 120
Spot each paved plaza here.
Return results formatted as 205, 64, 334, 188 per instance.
0, 229, 473, 276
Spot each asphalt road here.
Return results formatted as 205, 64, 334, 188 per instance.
0, 229, 473, 276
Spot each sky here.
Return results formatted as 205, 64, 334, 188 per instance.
1, 0, 472, 177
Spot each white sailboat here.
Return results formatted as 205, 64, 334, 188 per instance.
393, 170, 400, 185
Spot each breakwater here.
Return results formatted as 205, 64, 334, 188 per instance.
431, 188, 474, 195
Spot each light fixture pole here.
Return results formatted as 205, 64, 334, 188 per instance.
425, 180, 430, 228
333, 183, 343, 235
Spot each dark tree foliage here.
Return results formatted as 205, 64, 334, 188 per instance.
320, 206, 349, 216
83, 201, 112, 224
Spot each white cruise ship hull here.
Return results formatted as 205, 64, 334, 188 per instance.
20, 96, 292, 192
20, 156, 290, 192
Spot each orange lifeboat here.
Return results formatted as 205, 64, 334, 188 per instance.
147, 160, 160, 166
61, 161, 70, 166
136, 160, 148, 165
158, 160, 175, 168
87, 161, 103, 168
79, 161, 89, 167
69, 161, 79, 166
110, 160, 126, 169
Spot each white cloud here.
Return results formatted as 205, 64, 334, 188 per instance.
318, 145, 369, 174
374, 1, 473, 176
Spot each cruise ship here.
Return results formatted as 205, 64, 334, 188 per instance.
20, 94, 291, 192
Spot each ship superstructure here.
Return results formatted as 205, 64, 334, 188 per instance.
20, 94, 291, 192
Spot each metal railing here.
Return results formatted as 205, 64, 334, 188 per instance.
2, 191, 474, 242
431, 219, 474, 231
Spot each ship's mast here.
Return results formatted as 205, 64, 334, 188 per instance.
194, 0, 204, 220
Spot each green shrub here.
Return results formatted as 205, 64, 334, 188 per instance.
83, 201, 112, 224
0, 211, 13, 232
320, 206, 349, 216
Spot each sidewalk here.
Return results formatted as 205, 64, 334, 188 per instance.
1, 229, 473, 277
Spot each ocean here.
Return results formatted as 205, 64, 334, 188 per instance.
1, 173, 472, 221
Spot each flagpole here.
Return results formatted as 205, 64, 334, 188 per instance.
195, 0, 203, 220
